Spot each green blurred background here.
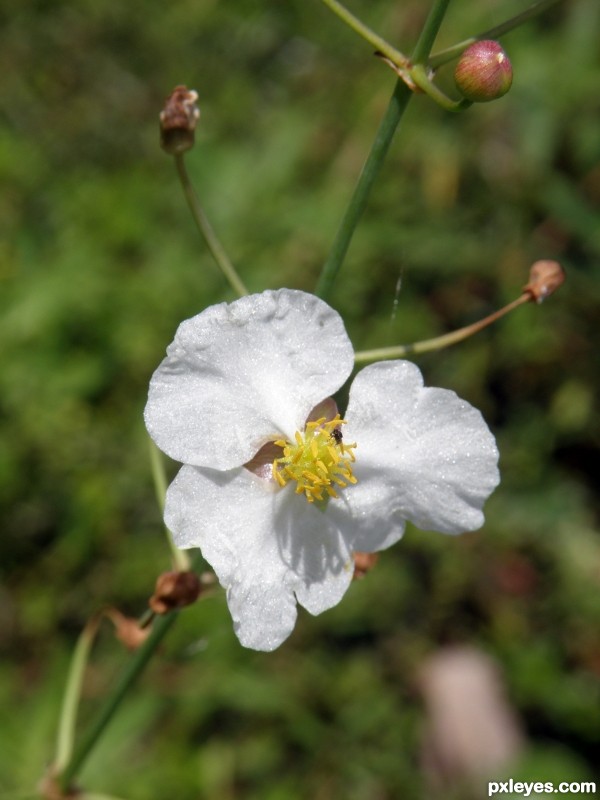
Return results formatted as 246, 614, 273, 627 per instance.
1, 0, 599, 797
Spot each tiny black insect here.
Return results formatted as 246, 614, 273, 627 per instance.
331, 427, 343, 445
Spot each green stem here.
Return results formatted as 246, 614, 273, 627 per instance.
409, 64, 472, 112
319, 0, 409, 66
148, 437, 189, 572
58, 611, 178, 793
174, 154, 248, 297
315, 0, 453, 301
54, 618, 101, 772
148, 438, 167, 514
315, 80, 412, 300
429, 0, 562, 69
411, 0, 452, 64
354, 292, 530, 363
58, 550, 207, 793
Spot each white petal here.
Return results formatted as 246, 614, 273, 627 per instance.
337, 361, 499, 549
164, 465, 354, 651
145, 290, 354, 470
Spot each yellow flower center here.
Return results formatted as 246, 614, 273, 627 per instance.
272, 415, 357, 503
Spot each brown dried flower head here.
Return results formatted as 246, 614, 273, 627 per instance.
149, 570, 202, 614
352, 551, 379, 580
160, 85, 200, 155
523, 259, 565, 303
106, 609, 151, 650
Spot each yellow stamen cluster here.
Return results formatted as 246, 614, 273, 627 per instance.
272, 416, 357, 503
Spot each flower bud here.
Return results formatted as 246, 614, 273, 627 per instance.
523, 259, 565, 303
159, 85, 200, 155
454, 41, 512, 103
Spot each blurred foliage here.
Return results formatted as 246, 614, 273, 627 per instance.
1, 0, 599, 798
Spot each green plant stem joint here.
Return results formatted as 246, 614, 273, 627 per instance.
376, 55, 473, 113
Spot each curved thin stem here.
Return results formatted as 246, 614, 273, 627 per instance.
174, 154, 248, 297
58, 611, 179, 793
409, 64, 472, 112
429, 0, 562, 69
354, 292, 530, 363
57, 550, 207, 793
54, 617, 101, 773
148, 437, 189, 572
319, 0, 409, 67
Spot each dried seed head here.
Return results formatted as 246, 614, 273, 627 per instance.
352, 551, 379, 580
106, 609, 151, 650
149, 570, 202, 614
159, 85, 200, 155
523, 259, 565, 303
454, 41, 513, 103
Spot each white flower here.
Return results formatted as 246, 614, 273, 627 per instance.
145, 289, 500, 651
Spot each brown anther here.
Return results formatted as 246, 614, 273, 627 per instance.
149, 570, 202, 614
159, 85, 200, 155
105, 608, 151, 650
352, 551, 379, 580
523, 259, 565, 304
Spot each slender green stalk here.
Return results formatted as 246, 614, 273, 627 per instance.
174, 154, 248, 297
54, 618, 101, 772
409, 64, 472, 112
411, 0, 452, 64
57, 548, 207, 793
429, 0, 562, 69
354, 292, 530, 363
58, 611, 179, 793
315, 0, 454, 300
319, 0, 409, 67
315, 80, 412, 300
148, 437, 189, 571
148, 438, 167, 513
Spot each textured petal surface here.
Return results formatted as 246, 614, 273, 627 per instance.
164, 466, 354, 651
144, 290, 354, 470
335, 361, 500, 550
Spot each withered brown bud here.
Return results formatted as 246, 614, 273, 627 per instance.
352, 551, 379, 580
523, 259, 565, 303
106, 609, 151, 650
149, 570, 202, 614
159, 85, 200, 155
454, 41, 512, 103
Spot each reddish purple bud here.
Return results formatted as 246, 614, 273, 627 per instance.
454, 41, 513, 103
